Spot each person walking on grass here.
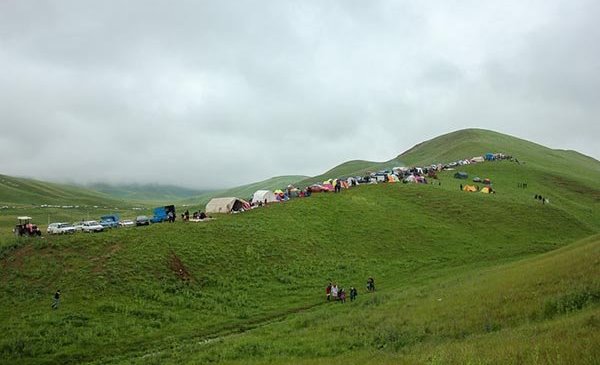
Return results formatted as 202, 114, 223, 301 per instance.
52, 289, 61, 310
326, 282, 332, 302
367, 277, 375, 292
350, 287, 358, 302
339, 288, 346, 303
331, 283, 339, 301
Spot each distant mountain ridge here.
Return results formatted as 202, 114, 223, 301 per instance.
88, 183, 210, 203
0, 174, 125, 207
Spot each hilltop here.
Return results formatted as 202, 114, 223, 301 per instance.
0, 129, 598, 364
300, 128, 599, 186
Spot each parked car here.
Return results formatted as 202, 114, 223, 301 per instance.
119, 219, 135, 227
75, 221, 104, 233
135, 216, 150, 226
99, 215, 120, 229
47, 222, 76, 235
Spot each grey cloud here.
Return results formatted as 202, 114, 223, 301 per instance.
0, 0, 598, 189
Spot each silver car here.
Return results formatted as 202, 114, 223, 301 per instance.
47, 222, 76, 235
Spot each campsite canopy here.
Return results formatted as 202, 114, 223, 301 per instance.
463, 185, 478, 192
206, 197, 250, 214
252, 190, 277, 204
403, 175, 416, 183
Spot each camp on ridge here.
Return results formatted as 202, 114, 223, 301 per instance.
201, 151, 511, 215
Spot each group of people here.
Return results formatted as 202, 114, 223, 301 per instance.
325, 278, 374, 303
181, 210, 210, 221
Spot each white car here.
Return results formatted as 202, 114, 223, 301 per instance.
75, 221, 104, 233
119, 219, 135, 227
47, 222, 76, 235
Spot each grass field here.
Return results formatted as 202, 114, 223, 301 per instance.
0, 129, 598, 364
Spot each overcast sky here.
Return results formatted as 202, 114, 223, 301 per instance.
1, 1, 598, 189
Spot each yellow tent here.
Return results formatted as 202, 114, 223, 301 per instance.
463, 185, 478, 192
481, 186, 491, 194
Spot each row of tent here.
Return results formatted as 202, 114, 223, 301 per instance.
205, 190, 284, 214
205, 151, 507, 213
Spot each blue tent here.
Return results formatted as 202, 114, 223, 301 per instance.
454, 171, 468, 179
485, 153, 495, 161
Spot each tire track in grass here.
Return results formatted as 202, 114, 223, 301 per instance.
98, 301, 325, 364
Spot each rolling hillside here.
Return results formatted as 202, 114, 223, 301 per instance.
0, 129, 598, 364
300, 128, 600, 187
88, 183, 207, 204
0, 174, 127, 207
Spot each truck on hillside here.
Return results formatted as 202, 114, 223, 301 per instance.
151, 205, 175, 223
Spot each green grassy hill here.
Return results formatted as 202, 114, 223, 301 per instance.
88, 183, 207, 204
0, 174, 128, 208
300, 128, 600, 187
0, 129, 598, 364
177, 233, 599, 365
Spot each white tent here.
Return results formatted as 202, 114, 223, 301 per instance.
403, 175, 417, 183
347, 177, 359, 186
471, 156, 485, 163
205, 197, 249, 214
252, 190, 278, 204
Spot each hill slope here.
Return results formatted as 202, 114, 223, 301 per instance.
1, 182, 598, 364
146, 234, 600, 365
300, 128, 600, 187
88, 183, 207, 204
0, 129, 599, 364
0, 174, 127, 207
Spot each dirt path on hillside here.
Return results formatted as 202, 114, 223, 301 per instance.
101, 301, 325, 364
